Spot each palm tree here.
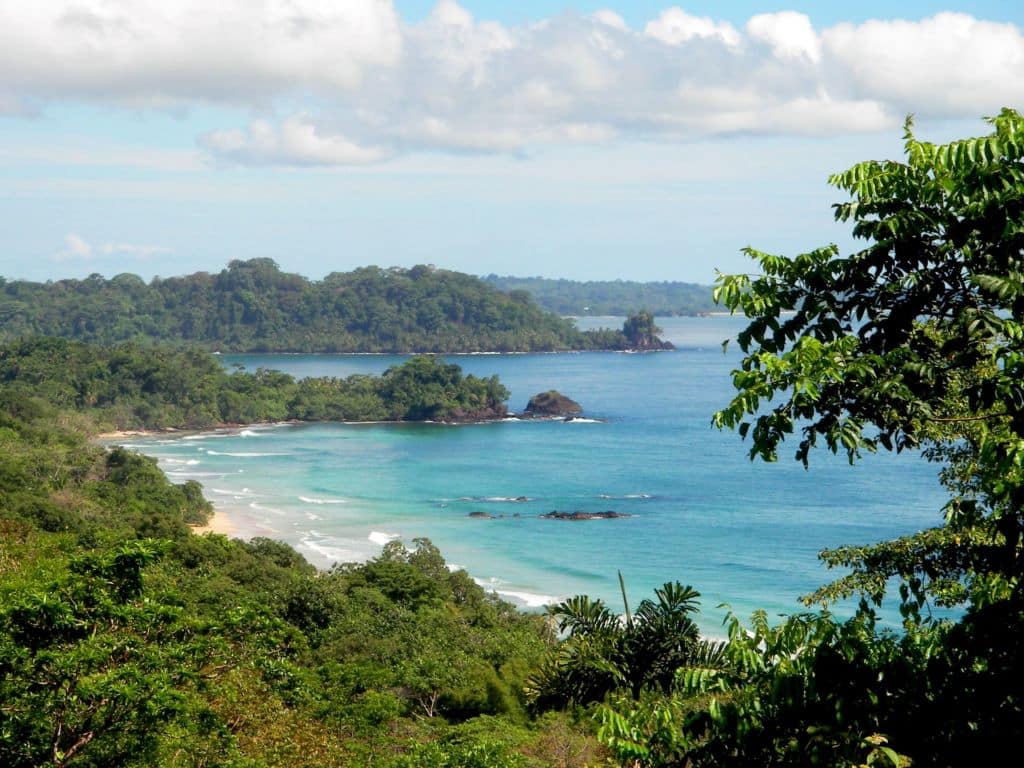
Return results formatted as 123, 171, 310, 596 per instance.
527, 578, 728, 708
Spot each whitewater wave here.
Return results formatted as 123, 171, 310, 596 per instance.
368, 531, 400, 546
239, 429, 261, 437
563, 417, 602, 424
470, 575, 559, 608
599, 493, 653, 500
205, 450, 287, 457
249, 501, 286, 516
298, 533, 368, 565
209, 487, 261, 499
183, 432, 231, 441
494, 589, 560, 608
457, 496, 531, 503
299, 496, 347, 505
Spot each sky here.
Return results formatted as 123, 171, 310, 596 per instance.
1, 1, 1022, 285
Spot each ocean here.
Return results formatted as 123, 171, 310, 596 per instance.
116, 316, 950, 634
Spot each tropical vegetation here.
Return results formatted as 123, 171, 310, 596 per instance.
483, 276, 715, 317
0, 337, 510, 428
0, 386, 595, 766
584, 110, 1024, 765
0, 262, 669, 353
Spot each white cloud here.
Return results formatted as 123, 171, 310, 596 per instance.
201, 115, 390, 166
823, 13, 1024, 117
592, 10, 628, 32
2, 3, 1021, 164
0, 0, 402, 106
53, 233, 172, 261
54, 233, 93, 261
644, 7, 741, 48
100, 242, 174, 258
747, 12, 821, 63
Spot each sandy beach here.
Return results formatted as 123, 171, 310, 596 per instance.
189, 509, 237, 537
94, 428, 171, 440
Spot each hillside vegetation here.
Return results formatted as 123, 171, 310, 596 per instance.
0, 338, 510, 429
483, 275, 715, 316
0, 399, 584, 766
0, 261, 668, 353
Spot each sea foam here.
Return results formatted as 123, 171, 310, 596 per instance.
205, 450, 287, 457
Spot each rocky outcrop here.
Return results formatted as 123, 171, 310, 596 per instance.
540, 510, 631, 520
522, 391, 583, 418
622, 310, 675, 351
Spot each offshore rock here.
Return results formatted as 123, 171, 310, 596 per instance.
522, 391, 583, 418
540, 510, 631, 520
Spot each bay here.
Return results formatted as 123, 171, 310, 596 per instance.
121, 316, 949, 634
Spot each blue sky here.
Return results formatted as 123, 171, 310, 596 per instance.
397, 1, 1024, 27
1, 1, 1021, 284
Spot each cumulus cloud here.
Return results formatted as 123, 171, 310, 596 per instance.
53, 233, 172, 261
0, 0, 402, 108
823, 13, 1024, 116
54, 234, 94, 261
201, 115, 390, 166
2, 2, 1022, 165
592, 10, 628, 32
644, 7, 741, 48
747, 11, 821, 63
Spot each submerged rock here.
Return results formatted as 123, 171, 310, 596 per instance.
522, 390, 583, 418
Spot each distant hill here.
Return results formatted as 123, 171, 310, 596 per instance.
482, 275, 716, 316
0, 260, 668, 353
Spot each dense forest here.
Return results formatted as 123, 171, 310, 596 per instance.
0, 394, 588, 766
0, 262, 669, 353
0, 338, 511, 429
482, 275, 716, 316
3, 115, 1024, 767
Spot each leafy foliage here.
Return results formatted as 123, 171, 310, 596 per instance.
0, 261, 664, 353
0, 337, 510, 430
593, 110, 1024, 766
527, 581, 723, 709
483, 275, 716, 317
0, 381, 596, 766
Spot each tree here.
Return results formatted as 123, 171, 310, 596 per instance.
527, 580, 722, 709
0, 541, 214, 767
594, 111, 1024, 767
713, 109, 1024, 614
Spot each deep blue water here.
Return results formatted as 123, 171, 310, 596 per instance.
119, 317, 949, 634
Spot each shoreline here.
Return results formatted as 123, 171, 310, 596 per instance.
95, 426, 732, 631
190, 508, 237, 537
93, 412, 594, 442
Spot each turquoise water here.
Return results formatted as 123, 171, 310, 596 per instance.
119, 317, 949, 633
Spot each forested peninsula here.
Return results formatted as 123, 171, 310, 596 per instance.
0, 261, 671, 353
482, 275, 716, 316
0, 338, 511, 429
